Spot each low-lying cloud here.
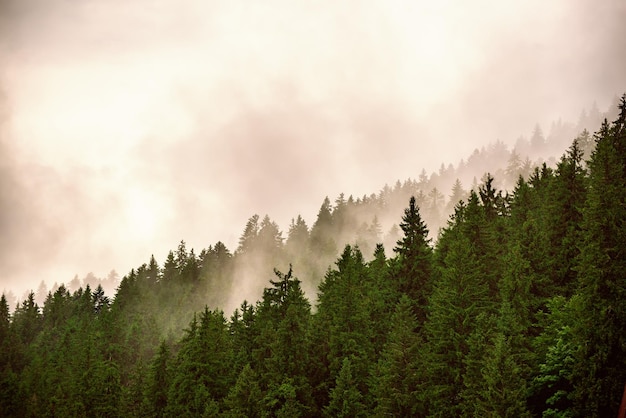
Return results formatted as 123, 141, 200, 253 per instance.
1, 0, 625, 297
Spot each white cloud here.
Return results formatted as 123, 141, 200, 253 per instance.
1, 0, 624, 295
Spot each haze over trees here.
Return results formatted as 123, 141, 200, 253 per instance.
1, 95, 625, 416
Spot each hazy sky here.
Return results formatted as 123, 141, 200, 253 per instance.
1, 0, 625, 296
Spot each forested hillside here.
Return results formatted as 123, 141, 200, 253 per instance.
1, 95, 625, 417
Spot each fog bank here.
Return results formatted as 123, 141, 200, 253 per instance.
1, 0, 624, 297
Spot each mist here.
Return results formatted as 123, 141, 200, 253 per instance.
1, 0, 625, 299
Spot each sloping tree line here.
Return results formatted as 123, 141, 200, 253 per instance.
1, 95, 625, 417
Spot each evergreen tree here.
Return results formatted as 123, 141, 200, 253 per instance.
252, 266, 313, 414
530, 296, 577, 416
366, 243, 395, 356
506, 148, 523, 186
0, 293, 21, 417
200, 241, 233, 308
161, 251, 178, 284
474, 333, 531, 417
424, 193, 498, 415
222, 363, 263, 418
309, 197, 337, 268
286, 215, 309, 251
11, 291, 42, 346
313, 246, 374, 404
167, 308, 233, 416
237, 214, 260, 254
543, 138, 587, 297
83, 358, 122, 418
324, 357, 366, 418
92, 284, 110, 315
392, 196, 433, 324
148, 341, 170, 417
371, 295, 425, 417
230, 300, 257, 372
446, 178, 466, 213
146, 254, 160, 286
257, 214, 284, 266
262, 379, 307, 418
285, 215, 310, 274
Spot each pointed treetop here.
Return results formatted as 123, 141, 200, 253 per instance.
394, 196, 431, 256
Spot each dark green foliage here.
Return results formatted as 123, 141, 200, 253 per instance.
223, 364, 263, 418
542, 138, 587, 297
423, 187, 504, 415
251, 266, 314, 414
12, 291, 42, 346
392, 196, 433, 324
167, 308, 233, 416
474, 333, 531, 417
147, 341, 170, 417
262, 379, 307, 418
370, 295, 425, 417
531, 296, 577, 417
572, 96, 626, 417
312, 245, 376, 412
324, 357, 366, 418
0, 293, 21, 416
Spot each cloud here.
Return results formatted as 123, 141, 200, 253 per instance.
1, 0, 625, 296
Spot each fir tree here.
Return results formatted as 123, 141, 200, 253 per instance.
371, 295, 425, 417
324, 357, 366, 417
148, 341, 170, 417
392, 196, 433, 324
223, 364, 263, 418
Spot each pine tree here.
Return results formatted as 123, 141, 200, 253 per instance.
314, 246, 374, 399
285, 215, 310, 272
167, 308, 233, 416
11, 291, 42, 346
92, 284, 110, 315
252, 266, 313, 413
257, 214, 284, 266
474, 333, 531, 417
423, 192, 498, 415
161, 251, 178, 284
0, 294, 12, 359
446, 178, 467, 213
237, 214, 260, 254
83, 358, 122, 418
366, 244, 396, 356
371, 295, 425, 417
309, 197, 337, 268
324, 357, 366, 417
262, 379, 307, 418
392, 196, 433, 324
530, 296, 576, 416
223, 364, 263, 418
0, 294, 21, 417
148, 341, 170, 417
506, 148, 523, 186
543, 138, 587, 297
230, 300, 256, 372
146, 254, 160, 286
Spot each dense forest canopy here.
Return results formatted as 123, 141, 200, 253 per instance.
1, 95, 626, 417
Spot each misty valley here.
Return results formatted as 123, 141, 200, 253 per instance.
1, 96, 626, 417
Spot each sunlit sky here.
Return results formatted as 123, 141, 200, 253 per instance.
1, 0, 625, 296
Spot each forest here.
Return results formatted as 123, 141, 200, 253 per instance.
1, 95, 625, 417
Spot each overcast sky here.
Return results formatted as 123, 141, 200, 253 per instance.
1, 0, 625, 296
